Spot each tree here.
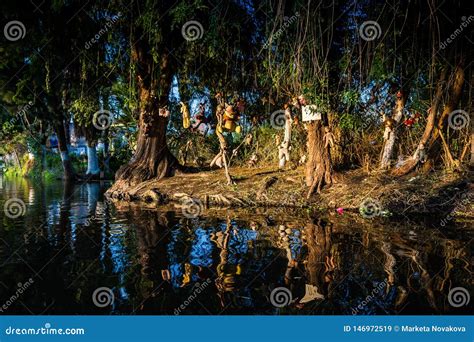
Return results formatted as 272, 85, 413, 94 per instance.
113, 3, 180, 186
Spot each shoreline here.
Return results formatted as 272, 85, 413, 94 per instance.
105, 166, 474, 219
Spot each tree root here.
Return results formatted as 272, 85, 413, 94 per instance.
141, 189, 165, 204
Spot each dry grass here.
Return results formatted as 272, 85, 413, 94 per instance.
107, 163, 473, 218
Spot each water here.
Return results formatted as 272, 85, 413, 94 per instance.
0, 175, 472, 315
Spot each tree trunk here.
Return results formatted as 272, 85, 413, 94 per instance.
426, 63, 465, 162
41, 144, 47, 171
64, 120, 72, 150
55, 121, 76, 181
86, 142, 100, 177
393, 64, 464, 176
115, 46, 179, 186
380, 90, 408, 169
39, 132, 48, 171
471, 131, 474, 165
13, 149, 21, 169
306, 120, 333, 198
103, 138, 110, 175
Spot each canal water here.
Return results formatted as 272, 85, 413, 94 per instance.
0, 175, 472, 315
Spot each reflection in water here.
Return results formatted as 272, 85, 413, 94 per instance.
0, 175, 472, 315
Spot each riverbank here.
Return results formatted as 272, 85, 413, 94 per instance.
106, 166, 473, 218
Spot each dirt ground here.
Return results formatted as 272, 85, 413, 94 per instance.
106, 164, 474, 218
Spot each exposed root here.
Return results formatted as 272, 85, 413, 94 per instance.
141, 189, 165, 203
256, 176, 278, 201
106, 165, 472, 216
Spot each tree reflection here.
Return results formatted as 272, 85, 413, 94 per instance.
1, 179, 471, 314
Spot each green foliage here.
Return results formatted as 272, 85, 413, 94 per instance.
108, 138, 134, 174
369, 48, 391, 81
71, 98, 97, 128
0, 0, 471, 181
339, 112, 367, 131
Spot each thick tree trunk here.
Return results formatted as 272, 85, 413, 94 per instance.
86, 142, 100, 177
115, 104, 177, 185
393, 65, 464, 176
427, 64, 465, 161
380, 90, 408, 169
114, 47, 179, 186
55, 121, 76, 181
306, 120, 333, 198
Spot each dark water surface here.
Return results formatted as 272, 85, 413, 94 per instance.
0, 175, 472, 315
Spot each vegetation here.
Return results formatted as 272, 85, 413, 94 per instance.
1, 0, 472, 209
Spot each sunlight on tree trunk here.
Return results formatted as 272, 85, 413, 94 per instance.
86, 143, 100, 176
55, 121, 75, 181
380, 91, 408, 169
393, 64, 464, 176
114, 47, 179, 186
306, 120, 333, 198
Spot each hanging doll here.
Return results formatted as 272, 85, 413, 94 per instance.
217, 105, 241, 134
278, 103, 292, 169
180, 101, 191, 129
323, 127, 335, 148
382, 114, 395, 140
158, 106, 170, 118
236, 97, 246, 114
192, 101, 210, 135
404, 111, 421, 128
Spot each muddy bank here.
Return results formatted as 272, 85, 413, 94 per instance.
106, 166, 474, 218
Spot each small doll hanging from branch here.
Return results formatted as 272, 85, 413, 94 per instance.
180, 102, 191, 129
278, 103, 293, 169
210, 94, 234, 184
